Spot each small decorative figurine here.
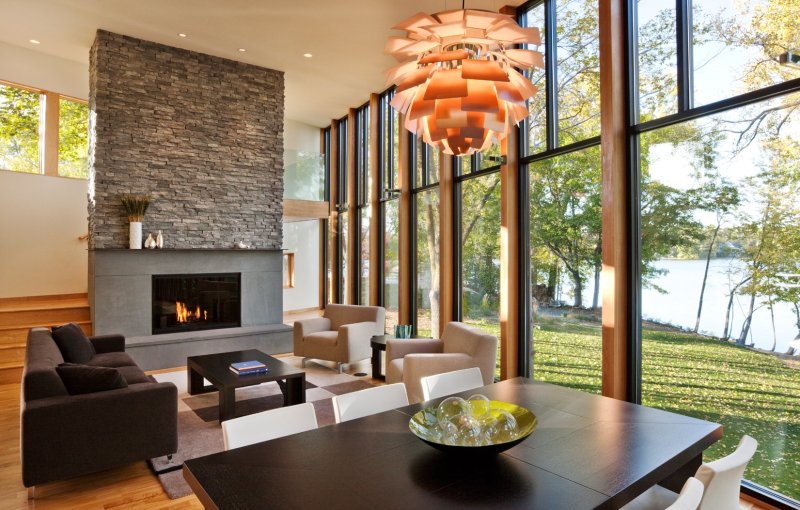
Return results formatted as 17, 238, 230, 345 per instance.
145, 233, 156, 249
156, 230, 164, 249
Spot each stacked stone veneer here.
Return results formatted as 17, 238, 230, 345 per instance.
88, 30, 284, 249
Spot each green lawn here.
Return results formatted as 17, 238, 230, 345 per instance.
522, 315, 800, 501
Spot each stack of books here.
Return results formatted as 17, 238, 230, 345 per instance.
230, 360, 268, 375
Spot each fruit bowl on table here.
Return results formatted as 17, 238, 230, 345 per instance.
409, 397, 537, 455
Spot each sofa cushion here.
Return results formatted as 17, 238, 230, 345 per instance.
115, 365, 151, 385
56, 363, 128, 395
85, 352, 138, 368
304, 331, 339, 346
51, 323, 95, 363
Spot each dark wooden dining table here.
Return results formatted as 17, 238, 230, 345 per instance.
183, 377, 721, 510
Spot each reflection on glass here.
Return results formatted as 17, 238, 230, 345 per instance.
556, 0, 601, 144
384, 199, 400, 333
416, 189, 440, 338
359, 208, 370, 305
522, 3, 546, 155
340, 212, 349, 304
460, 174, 502, 377
284, 149, 324, 201
692, 0, 800, 107
639, 93, 800, 500
58, 98, 88, 178
0, 84, 41, 173
636, 0, 677, 121
528, 147, 602, 393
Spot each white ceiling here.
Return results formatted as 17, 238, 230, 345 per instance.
0, 0, 524, 127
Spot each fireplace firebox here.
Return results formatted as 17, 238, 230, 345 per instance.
152, 273, 241, 335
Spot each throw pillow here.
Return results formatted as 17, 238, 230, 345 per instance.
51, 323, 95, 363
56, 363, 128, 395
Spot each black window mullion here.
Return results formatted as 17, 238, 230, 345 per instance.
545, 0, 558, 150
676, 0, 694, 111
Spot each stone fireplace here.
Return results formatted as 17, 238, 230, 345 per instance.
87, 31, 291, 370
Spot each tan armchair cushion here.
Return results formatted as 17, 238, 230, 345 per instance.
293, 305, 385, 365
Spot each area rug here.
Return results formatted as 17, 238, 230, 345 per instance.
148, 357, 375, 499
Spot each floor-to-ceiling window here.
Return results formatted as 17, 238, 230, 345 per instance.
632, 0, 800, 500
380, 91, 400, 332
355, 105, 371, 305
520, 0, 603, 392
336, 116, 349, 304
413, 139, 441, 337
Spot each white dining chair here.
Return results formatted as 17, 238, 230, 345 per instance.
420, 366, 484, 401
222, 402, 318, 451
621, 435, 757, 510
332, 383, 408, 423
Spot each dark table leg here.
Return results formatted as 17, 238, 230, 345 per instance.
371, 347, 385, 381
286, 374, 306, 405
188, 365, 206, 395
659, 453, 702, 492
219, 386, 236, 422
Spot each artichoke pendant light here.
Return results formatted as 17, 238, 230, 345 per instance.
385, 7, 543, 156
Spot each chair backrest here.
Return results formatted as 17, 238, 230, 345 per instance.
695, 435, 758, 510
332, 383, 408, 423
421, 367, 484, 401
666, 477, 704, 510
324, 304, 385, 332
222, 402, 318, 451
440, 322, 498, 385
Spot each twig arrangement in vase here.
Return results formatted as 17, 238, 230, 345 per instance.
120, 194, 151, 249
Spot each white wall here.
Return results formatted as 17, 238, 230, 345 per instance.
0, 41, 88, 99
0, 171, 88, 298
284, 118, 320, 152
282, 220, 320, 311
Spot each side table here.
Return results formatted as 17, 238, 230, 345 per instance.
370, 334, 426, 381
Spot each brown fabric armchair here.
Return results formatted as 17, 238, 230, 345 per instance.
385, 322, 497, 403
293, 304, 385, 372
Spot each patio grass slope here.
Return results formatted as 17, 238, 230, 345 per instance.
529, 317, 800, 501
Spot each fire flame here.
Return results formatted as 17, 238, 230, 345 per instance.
176, 301, 207, 323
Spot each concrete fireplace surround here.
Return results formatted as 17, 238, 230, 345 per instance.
90, 249, 291, 371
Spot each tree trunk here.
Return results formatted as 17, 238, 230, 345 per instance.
769, 303, 777, 352
694, 224, 720, 333
723, 276, 750, 340
424, 198, 440, 338
547, 265, 558, 303
738, 291, 756, 346
570, 268, 583, 308
591, 263, 601, 310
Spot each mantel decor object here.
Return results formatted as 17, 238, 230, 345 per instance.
120, 195, 151, 249
409, 395, 536, 454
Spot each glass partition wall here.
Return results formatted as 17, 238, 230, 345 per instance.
413, 139, 441, 338
380, 91, 400, 332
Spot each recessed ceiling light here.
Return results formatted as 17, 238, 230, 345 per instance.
178, 33, 188, 38
303, 53, 313, 58
238, 48, 246, 52
29, 39, 40, 44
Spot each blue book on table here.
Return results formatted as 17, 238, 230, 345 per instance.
230, 360, 267, 372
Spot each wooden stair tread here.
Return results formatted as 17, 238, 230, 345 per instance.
0, 361, 23, 369
0, 343, 25, 350
0, 300, 89, 313
0, 319, 91, 331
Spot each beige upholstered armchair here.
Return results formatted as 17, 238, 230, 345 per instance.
293, 304, 385, 372
386, 322, 498, 403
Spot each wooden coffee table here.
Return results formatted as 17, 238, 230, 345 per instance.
187, 349, 305, 422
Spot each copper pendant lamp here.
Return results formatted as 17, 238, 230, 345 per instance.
385, 6, 543, 156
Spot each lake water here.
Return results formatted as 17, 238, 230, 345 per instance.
560, 258, 798, 353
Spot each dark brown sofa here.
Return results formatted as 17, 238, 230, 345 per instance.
21, 327, 177, 488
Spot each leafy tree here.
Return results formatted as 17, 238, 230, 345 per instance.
0, 84, 40, 173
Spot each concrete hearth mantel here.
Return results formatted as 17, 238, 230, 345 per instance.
89, 249, 290, 371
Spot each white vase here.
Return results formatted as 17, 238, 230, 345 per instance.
156, 230, 164, 249
129, 222, 142, 249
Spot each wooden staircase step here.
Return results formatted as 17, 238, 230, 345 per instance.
0, 307, 90, 328
0, 363, 22, 385
0, 321, 92, 345
0, 293, 87, 309
0, 344, 26, 365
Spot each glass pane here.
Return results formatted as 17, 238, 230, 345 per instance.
636, 0, 678, 121
522, 3, 547, 156
415, 189, 440, 338
384, 199, 400, 333
426, 145, 440, 184
58, 98, 88, 178
529, 146, 602, 393
337, 118, 348, 206
692, 0, 800, 107
284, 149, 324, 201
477, 143, 503, 170
0, 84, 41, 173
340, 213, 349, 304
639, 91, 800, 500
359, 207, 370, 305
415, 137, 425, 187
556, 0, 601, 144
460, 173, 502, 378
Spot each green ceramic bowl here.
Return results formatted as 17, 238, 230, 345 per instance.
409, 400, 537, 454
